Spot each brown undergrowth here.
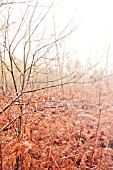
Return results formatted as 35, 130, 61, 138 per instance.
0, 85, 113, 169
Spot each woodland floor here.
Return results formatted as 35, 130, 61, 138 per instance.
1, 84, 113, 169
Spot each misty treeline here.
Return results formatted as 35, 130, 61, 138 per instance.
0, 51, 112, 93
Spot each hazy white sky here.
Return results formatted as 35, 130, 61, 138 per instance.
59, 0, 113, 66
2, 0, 113, 67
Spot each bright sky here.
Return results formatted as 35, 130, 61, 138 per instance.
1, 0, 113, 68
60, 0, 113, 66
